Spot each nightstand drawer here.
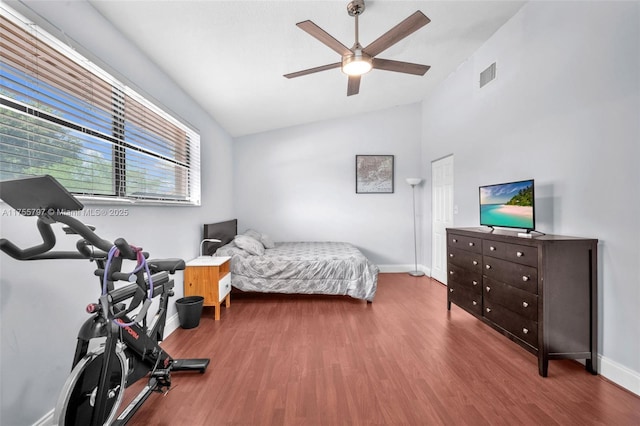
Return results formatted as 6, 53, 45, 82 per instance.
218, 273, 231, 302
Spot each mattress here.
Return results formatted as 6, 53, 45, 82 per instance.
215, 241, 378, 302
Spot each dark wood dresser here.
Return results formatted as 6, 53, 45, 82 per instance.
446, 227, 598, 377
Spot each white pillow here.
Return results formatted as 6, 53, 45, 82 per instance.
260, 233, 275, 249
234, 235, 265, 256
215, 241, 250, 257
244, 228, 275, 249
243, 229, 263, 243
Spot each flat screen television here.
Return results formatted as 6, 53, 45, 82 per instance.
479, 179, 535, 232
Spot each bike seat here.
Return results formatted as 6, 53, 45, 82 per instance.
148, 259, 185, 274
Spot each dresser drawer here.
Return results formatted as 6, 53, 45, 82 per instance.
448, 234, 482, 254
483, 256, 538, 294
483, 300, 538, 348
447, 263, 482, 293
483, 278, 538, 321
448, 282, 482, 316
483, 240, 537, 267
448, 247, 482, 272
218, 273, 231, 302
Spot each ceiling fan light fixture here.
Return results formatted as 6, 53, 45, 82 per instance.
341, 50, 372, 76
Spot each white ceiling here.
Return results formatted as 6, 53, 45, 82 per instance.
89, 1, 526, 137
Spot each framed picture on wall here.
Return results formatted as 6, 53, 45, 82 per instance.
356, 155, 394, 194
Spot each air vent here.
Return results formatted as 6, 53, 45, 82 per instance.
479, 62, 496, 88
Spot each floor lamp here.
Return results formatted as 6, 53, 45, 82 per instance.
406, 178, 425, 277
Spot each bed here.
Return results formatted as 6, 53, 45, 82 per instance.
202, 220, 378, 302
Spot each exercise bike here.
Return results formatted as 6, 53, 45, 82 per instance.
0, 175, 210, 426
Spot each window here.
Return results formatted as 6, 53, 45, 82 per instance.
0, 5, 201, 205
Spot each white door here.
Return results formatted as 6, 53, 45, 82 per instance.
431, 155, 454, 284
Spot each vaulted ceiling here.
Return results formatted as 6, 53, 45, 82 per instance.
89, 1, 526, 137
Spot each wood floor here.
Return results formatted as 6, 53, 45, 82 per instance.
125, 273, 640, 425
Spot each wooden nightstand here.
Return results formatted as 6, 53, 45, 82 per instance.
184, 256, 231, 320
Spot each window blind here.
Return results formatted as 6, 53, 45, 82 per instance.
0, 5, 201, 205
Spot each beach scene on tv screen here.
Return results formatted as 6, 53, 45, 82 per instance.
480, 181, 534, 229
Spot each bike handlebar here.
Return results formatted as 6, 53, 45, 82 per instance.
1, 175, 184, 329
114, 237, 138, 260
0, 213, 140, 261
0, 218, 56, 260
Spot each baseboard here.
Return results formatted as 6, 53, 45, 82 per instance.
163, 312, 180, 339
599, 354, 640, 396
378, 264, 431, 276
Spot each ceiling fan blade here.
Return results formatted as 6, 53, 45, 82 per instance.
364, 11, 430, 58
284, 62, 341, 79
347, 75, 361, 96
297, 20, 352, 56
372, 58, 430, 76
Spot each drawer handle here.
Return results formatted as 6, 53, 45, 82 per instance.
485, 286, 491, 292
472, 280, 478, 286
522, 301, 529, 308
472, 301, 477, 306
449, 270, 454, 275
486, 308, 491, 313
516, 251, 524, 257
472, 260, 478, 265
485, 264, 491, 270
523, 328, 529, 334
449, 253, 454, 257
469, 242, 475, 247
453, 238, 458, 243
449, 288, 454, 292
522, 275, 530, 282
490, 246, 496, 251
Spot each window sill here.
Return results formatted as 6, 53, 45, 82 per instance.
77, 196, 200, 207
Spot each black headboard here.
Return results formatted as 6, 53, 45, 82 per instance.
202, 219, 237, 255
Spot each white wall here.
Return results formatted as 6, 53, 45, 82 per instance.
421, 1, 639, 393
2, 2, 638, 424
0, 2, 234, 425
233, 104, 424, 270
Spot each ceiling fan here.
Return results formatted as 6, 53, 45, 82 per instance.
284, 0, 431, 96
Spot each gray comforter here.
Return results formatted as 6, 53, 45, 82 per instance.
215, 241, 378, 302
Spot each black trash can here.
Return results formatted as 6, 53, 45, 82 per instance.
175, 296, 204, 329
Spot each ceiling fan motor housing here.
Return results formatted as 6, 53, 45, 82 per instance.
347, 0, 365, 17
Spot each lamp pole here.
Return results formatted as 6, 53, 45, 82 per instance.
407, 178, 425, 277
